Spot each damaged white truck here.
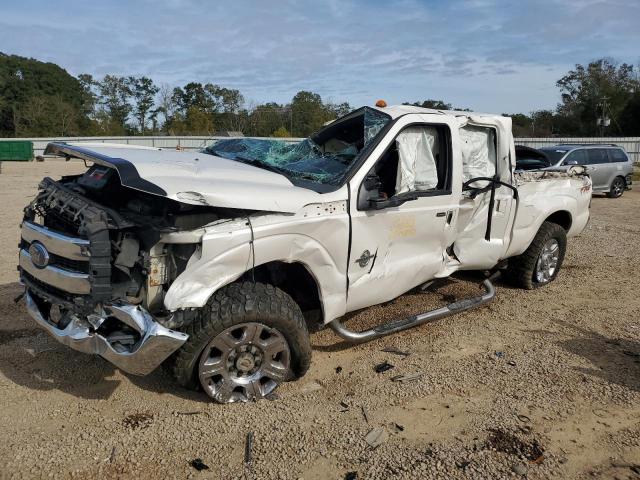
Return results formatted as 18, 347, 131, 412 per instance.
18, 105, 591, 403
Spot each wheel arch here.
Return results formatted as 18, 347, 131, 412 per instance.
240, 261, 325, 332
545, 210, 572, 232
163, 233, 346, 324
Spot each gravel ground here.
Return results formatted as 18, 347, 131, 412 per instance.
1, 161, 639, 480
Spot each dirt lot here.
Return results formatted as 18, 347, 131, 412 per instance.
1, 161, 639, 480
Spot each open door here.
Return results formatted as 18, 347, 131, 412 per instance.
453, 120, 517, 269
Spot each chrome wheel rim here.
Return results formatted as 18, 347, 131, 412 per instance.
535, 238, 559, 284
198, 322, 290, 403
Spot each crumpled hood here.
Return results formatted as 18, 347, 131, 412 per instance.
45, 142, 322, 213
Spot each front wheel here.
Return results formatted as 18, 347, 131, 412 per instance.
506, 221, 567, 289
170, 281, 312, 403
608, 177, 625, 198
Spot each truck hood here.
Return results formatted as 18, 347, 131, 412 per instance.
45, 142, 323, 213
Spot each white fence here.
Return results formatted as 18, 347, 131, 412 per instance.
1, 135, 639, 163
516, 137, 640, 163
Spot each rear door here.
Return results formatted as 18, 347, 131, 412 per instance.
586, 148, 611, 190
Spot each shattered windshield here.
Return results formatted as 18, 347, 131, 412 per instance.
202, 107, 391, 186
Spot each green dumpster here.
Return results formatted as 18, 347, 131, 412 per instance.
0, 141, 34, 161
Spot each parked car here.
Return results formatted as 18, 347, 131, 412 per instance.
514, 145, 552, 171
538, 144, 633, 198
18, 105, 592, 403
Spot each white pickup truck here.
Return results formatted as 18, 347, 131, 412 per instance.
19, 105, 591, 403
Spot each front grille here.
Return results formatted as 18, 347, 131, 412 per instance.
50, 253, 91, 273
21, 177, 139, 306
22, 270, 77, 302
20, 238, 91, 274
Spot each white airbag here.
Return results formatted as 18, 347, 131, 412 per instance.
460, 125, 496, 183
395, 127, 439, 194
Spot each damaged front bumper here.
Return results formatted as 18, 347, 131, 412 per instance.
24, 291, 188, 375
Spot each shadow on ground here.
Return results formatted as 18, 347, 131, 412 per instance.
0, 282, 207, 402
552, 318, 640, 393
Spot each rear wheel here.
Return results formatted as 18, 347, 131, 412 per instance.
506, 221, 567, 289
608, 177, 625, 198
171, 281, 312, 403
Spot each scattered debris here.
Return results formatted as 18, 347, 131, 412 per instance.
484, 428, 544, 461
176, 411, 204, 416
381, 347, 410, 357
265, 392, 279, 401
494, 351, 505, 358
190, 458, 209, 471
245, 431, 254, 464
517, 414, 531, 423
339, 401, 349, 412
393, 423, 405, 433
507, 360, 517, 366
300, 381, 323, 393
109, 446, 116, 464
361, 406, 369, 424
365, 427, 388, 449
122, 412, 153, 430
511, 463, 528, 476
335, 366, 343, 374
390, 372, 423, 383
622, 350, 640, 358
455, 460, 470, 469
344, 472, 358, 480
374, 362, 394, 373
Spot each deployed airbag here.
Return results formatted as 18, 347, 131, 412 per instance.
395, 127, 439, 194
460, 125, 496, 183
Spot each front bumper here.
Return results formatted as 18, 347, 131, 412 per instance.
25, 291, 188, 375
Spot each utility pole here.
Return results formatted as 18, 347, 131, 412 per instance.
596, 97, 611, 137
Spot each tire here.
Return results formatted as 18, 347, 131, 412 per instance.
170, 281, 311, 403
506, 221, 567, 290
608, 176, 625, 198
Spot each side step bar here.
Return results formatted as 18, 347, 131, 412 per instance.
330, 278, 496, 343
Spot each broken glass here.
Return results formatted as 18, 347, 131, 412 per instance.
202, 107, 391, 186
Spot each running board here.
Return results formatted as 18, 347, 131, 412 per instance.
330, 279, 496, 343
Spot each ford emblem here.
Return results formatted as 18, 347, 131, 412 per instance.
29, 242, 50, 269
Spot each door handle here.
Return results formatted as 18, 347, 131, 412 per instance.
436, 212, 446, 217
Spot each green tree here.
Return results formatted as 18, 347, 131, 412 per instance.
0, 52, 86, 136
129, 76, 159, 134
97, 75, 133, 132
618, 91, 640, 135
271, 126, 291, 137
290, 90, 333, 137
404, 99, 453, 110
556, 59, 639, 135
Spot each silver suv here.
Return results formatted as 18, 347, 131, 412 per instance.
539, 144, 634, 198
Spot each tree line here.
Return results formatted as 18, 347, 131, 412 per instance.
1, 53, 638, 138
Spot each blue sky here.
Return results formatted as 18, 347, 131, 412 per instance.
1, 0, 638, 113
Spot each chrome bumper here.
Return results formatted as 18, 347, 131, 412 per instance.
25, 291, 188, 375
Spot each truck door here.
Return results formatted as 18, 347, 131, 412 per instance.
452, 123, 516, 269
346, 121, 460, 312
